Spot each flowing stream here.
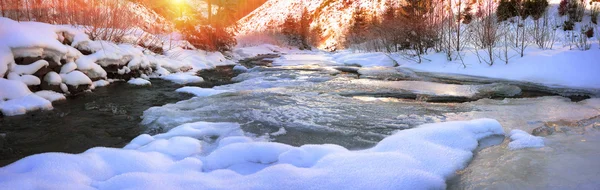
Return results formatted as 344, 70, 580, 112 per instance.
1, 54, 599, 189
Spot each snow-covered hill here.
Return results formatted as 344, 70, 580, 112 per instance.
237, 0, 398, 49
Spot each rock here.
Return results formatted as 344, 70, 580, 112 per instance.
40, 82, 63, 93
27, 85, 41, 92
14, 56, 43, 65
532, 126, 554, 137
67, 84, 91, 95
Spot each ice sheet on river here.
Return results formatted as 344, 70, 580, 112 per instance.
0, 119, 505, 190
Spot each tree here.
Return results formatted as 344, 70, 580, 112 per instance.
346, 7, 369, 47
398, 0, 437, 62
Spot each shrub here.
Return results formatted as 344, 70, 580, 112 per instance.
563, 20, 575, 30
585, 27, 594, 38
558, 0, 569, 16
523, 0, 549, 20
497, 0, 520, 21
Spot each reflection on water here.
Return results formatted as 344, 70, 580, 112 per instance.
0, 80, 192, 166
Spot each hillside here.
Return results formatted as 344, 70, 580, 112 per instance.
237, 0, 398, 49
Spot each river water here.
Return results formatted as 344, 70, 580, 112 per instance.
1, 54, 600, 188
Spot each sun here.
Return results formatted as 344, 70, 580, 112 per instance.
173, 0, 184, 4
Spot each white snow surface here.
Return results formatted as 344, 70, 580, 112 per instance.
0, 119, 504, 189
176, 87, 229, 97
60, 71, 92, 86
332, 51, 398, 67
396, 44, 600, 89
0, 78, 53, 116
161, 73, 204, 84
127, 78, 151, 86
508, 129, 545, 150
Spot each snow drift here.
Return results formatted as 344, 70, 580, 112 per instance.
0, 119, 504, 189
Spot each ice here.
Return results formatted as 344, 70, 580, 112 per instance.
175, 87, 229, 97
508, 130, 544, 150
34, 90, 66, 102
60, 71, 92, 86
161, 73, 204, 84
127, 78, 151, 86
0, 119, 504, 189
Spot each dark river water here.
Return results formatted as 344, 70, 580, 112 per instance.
0, 80, 194, 166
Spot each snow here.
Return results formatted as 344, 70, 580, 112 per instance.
233, 65, 249, 73
397, 45, 600, 89
332, 52, 398, 67
127, 78, 151, 86
0, 119, 503, 189
0, 78, 32, 100
12, 60, 49, 75
60, 62, 78, 74
93, 80, 111, 88
7, 73, 41, 86
175, 87, 229, 97
34, 91, 66, 102
161, 73, 204, 84
0, 78, 53, 116
60, 71, 92, 86
508, 129, 545, 150
43, 72, 62, 85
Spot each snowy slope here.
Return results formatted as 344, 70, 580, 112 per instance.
237, 0, 398, 49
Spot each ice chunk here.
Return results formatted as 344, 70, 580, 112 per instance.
161, 73, 204, 84
508, 129, 544, 150
127, 78, 151, 86
175, 87, 229, 97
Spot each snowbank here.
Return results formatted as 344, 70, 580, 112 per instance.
398, 45, 600, 89
0, 119, 504, 189
508, 129, 545, 150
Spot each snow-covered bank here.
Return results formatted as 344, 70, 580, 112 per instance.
0, 119, 504, 189
397, 44, 600, 89
327, 45, 600, 90
0, 17, 232, 116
